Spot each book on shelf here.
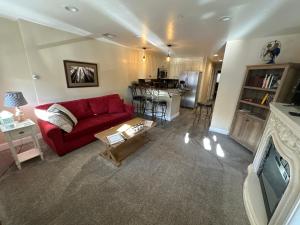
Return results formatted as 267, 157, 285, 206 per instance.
260, 93, 269, 105
249, 75, 264, 87
260, 93, 274, 106
241, 98, 254, 103
251, 76, 258, 87
268, 76, 274, 89
262, 74, 268, 88
261, 74, 279, 89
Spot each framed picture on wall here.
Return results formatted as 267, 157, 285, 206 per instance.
63, 60, 99, 88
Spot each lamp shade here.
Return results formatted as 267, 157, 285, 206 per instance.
4, 92, 27, 107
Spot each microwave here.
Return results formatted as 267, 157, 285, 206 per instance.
157, 67, 168, 79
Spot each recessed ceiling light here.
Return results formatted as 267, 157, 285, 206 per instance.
219, 16, 232, 22
103, 33, 117, 39
65, 6, 79, 13
213, 54, 218, 57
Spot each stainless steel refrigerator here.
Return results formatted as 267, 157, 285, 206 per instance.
179, 71, 201, 108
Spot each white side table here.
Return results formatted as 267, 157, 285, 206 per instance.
0, 119, 44, 169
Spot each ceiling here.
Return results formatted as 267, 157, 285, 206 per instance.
1, 0, 300, 59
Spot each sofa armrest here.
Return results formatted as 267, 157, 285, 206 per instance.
124, 103, 134, 115
37, 119, 61, 137
37, 119, 63, 144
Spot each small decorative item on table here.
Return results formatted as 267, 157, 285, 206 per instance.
143, 120, 153, 127
3, 91, 28, 122
106, 133, 125, 145
0, 110, 14, 129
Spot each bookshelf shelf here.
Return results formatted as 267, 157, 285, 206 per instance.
230, 63, 300, 153
243, 86, 276, 92
240, 100, 269, 109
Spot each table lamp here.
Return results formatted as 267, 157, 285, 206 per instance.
4, 91, 28, 122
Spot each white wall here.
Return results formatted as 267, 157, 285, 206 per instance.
169, 57, 204, 78
18, 19, 159, 104
0, 17, 164, 144
210, 33, 300, 134
0, 18, 38, 144
139, 52, 167, 79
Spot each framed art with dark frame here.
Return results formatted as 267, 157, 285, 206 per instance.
63, 60, 99, 88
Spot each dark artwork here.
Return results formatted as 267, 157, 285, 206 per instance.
70, 66, 95, 83
64, 60, 99, 88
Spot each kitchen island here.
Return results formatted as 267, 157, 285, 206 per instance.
155, 89, 181, 121
129, 85, 181, 121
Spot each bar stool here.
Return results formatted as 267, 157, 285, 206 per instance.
152, 89, 167, 123
194, 101, 214, 125
143, 87, 156, 119
129, 85, 146, 114
144, 87, 167, 123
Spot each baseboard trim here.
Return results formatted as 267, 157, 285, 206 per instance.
169, 112, 180, 121
144, 112, 180, 121
0, 133, 42, 152
209, 127, 229, 135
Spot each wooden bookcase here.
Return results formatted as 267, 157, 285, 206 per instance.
230, 63, 300, 153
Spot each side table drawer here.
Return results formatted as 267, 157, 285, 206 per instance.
9, 127, 34, 140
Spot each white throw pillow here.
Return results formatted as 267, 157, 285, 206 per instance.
46, 104, 78, 133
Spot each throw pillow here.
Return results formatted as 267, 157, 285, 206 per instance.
108, 98, 125, 113
60, 99, 93, 119
47, 104, 78, 133
88, 97, 108, 115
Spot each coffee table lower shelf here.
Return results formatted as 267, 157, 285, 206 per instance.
99, 133, 149, 166
95, 117, 155, 167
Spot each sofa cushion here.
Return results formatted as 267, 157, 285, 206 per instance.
88, 97, 108, 115
63, 112, 132, 141
108, 98, 124, 113
61, 99, 93, 119
63, 117, 108, 141
107, 112, 132, 124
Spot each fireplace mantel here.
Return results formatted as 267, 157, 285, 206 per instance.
243, 103, 300, 225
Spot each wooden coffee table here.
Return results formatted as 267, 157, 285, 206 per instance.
95, 117, 155, 166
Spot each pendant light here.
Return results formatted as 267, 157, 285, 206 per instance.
142, 47, 146, 62
166, 44, 172, 62
166, 52, 170, 62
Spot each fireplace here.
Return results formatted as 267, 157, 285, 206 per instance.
258, 137, 290, 221
243, 103, 300, 225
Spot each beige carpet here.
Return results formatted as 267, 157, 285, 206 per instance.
0, 109, 253, 225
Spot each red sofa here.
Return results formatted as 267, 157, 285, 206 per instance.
35, 94, 134, 156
